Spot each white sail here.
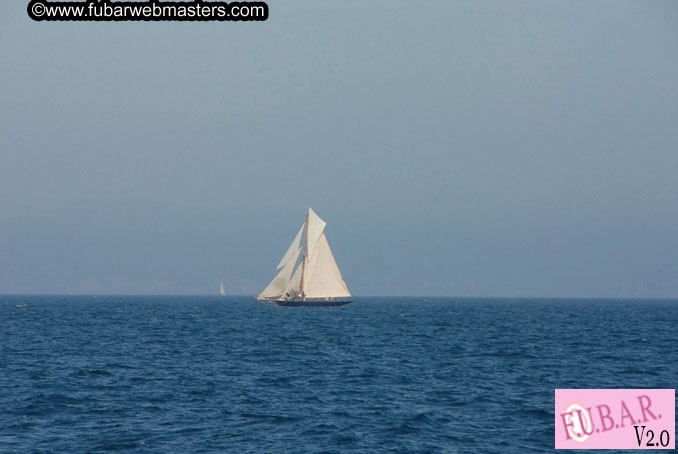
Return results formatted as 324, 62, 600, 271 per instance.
306, 207, 326, 263
303, 232, 351, 298
259, 248, 300, 299
257, 207, 351, 303
276, 223, 305, 269
220, 282, 226, 295
285, 261, 303, 296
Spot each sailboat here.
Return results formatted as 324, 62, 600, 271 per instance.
257, 207, 352, 307
220, 282, 226, 296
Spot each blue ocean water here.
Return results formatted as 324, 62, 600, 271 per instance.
1, 296, 677, 453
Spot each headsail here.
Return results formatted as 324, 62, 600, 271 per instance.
276, 223, 305, 269
258, 247, 300, 299
285, 261, 303, 296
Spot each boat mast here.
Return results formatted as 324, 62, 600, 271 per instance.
299, 207, 309, 299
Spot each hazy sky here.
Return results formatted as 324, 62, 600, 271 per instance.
1, 1, 677, 296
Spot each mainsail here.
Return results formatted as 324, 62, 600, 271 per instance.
303, 233, 351, 298
257, 207, 351, 302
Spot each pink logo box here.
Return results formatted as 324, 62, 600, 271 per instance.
555, 389, 674, 449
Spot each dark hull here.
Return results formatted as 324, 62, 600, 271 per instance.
275, 299, 352, 307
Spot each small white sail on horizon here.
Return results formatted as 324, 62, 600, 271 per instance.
257, 208, 351, 304
220, 282, 226, 296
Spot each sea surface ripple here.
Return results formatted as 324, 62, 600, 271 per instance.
2, 296, 677, 453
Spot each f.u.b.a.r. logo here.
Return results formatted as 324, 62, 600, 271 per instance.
560, 394, 670, 447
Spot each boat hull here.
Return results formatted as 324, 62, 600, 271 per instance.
275, 299, 352, 307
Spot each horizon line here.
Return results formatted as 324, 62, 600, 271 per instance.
1, 293, 677, 301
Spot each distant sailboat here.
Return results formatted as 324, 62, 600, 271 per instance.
257, 207, 352, 307
220, 282, 226, 296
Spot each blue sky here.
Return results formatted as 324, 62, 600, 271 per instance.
1, 1, 677, 296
